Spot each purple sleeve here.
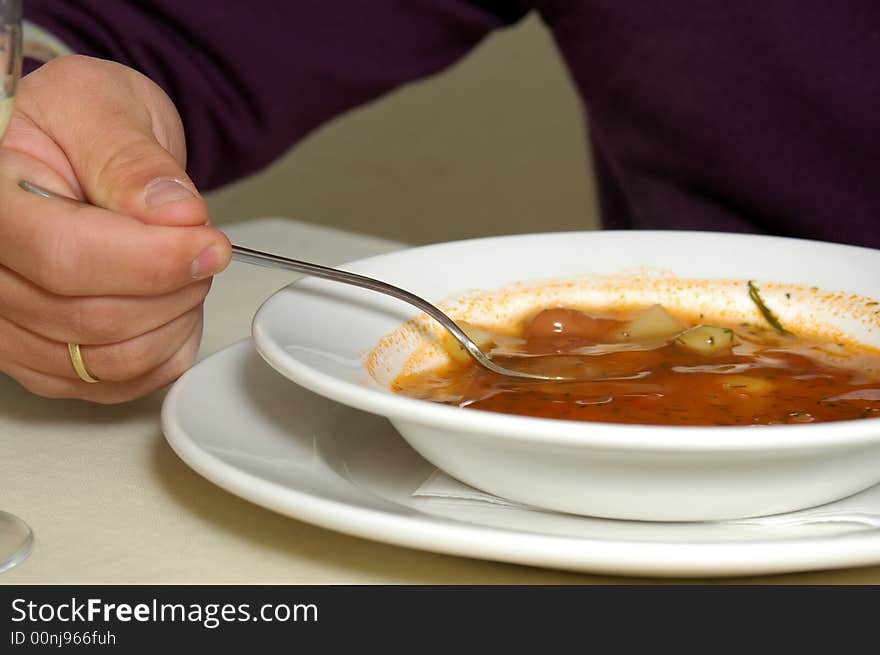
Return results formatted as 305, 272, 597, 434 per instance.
22, 1, 527, 191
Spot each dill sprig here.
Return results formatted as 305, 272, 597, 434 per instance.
747, 280, 791, 335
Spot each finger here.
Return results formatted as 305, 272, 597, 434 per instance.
0, 151, 230, 296
0, 263, 212, 345
3, 317, 204, 404
16, 56, 208, 227
0, 305, 203, 382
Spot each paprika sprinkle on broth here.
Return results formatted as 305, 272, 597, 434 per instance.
391, 301, 880, 427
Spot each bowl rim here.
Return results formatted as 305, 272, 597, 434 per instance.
252, 229, 880, 454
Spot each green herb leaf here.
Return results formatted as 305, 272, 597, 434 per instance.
747, 280, 791, 334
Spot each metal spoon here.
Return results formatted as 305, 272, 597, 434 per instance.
19, 180, 573, 381
228, 244, 582, 381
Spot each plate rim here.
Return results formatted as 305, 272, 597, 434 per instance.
162, 339, 880, 579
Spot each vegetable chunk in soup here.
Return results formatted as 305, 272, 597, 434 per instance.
392, 302, 880, 426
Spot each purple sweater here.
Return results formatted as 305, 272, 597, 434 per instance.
23, 1, 880, 249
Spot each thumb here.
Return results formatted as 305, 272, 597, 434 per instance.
21, 56, 208, 227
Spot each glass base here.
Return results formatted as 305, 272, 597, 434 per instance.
0, 510, 33, 574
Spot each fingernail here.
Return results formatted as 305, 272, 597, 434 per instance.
144, 176, 196, 208
192, 245, 222, 279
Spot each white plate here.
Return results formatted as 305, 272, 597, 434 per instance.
162, 339, 880, 578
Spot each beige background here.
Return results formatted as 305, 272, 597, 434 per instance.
204, 15, 600, 244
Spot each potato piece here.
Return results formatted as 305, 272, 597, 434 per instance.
720, 375, 777, 395
674, 325, 735, 356
441, 320, 496, 364
606, 304, 686, 342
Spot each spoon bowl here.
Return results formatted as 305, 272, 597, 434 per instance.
230, 244, 577, 382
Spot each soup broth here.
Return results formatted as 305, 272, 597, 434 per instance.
391, 303, 880, 426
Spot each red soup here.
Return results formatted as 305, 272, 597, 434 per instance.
391, 304, 880, 426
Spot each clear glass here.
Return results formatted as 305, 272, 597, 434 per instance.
0, 0, 20, 133
0, 0, 32, 575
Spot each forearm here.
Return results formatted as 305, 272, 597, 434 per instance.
23, 0, 526, 190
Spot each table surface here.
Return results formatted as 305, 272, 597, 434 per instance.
3, 217, 880, 585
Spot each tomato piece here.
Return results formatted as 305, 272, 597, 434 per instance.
524, 308, 622, 341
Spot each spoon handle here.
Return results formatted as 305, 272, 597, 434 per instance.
17, 179, 557, 381
230, 245, 513, 377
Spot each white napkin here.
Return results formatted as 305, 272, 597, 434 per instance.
412, 469, 880, 528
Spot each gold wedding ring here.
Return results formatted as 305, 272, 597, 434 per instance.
67, 343, 100, 383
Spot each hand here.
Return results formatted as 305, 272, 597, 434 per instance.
0, 55, 231, 403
